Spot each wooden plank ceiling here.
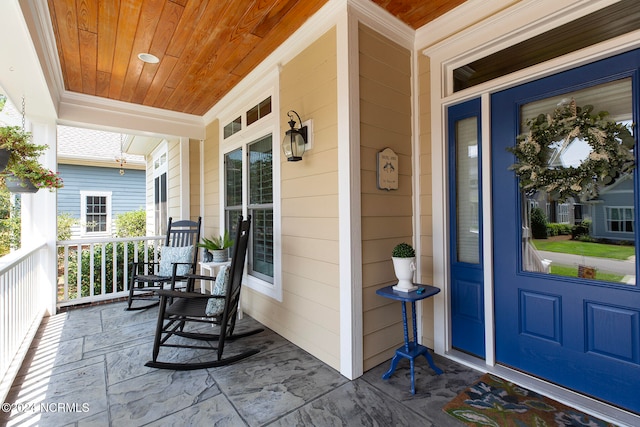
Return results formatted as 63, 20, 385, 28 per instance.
48, 0, 466, 116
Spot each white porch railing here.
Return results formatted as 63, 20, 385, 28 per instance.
0, 244, 48, 403
522, 226, 552, 273
1, 236, 167, 402
56, 236, 165, 308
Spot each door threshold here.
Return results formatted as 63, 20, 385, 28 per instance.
443, 349, 640, 427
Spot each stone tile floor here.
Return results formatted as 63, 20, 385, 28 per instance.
1, 301, 482, 426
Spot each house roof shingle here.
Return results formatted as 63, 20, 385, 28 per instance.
57, 126, 145, 168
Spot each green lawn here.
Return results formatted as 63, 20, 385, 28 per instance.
532, 239, 635, 260
550, 264, 624, 282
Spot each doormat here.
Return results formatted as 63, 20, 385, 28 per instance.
443, 373, 617, 427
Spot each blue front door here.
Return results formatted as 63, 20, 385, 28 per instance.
449, 98, 485, 358
492, 49, 640, 413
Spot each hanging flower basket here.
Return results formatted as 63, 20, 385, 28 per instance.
5, 175, 38, 193
0, 148, 10, 172
0, 126, 63, 192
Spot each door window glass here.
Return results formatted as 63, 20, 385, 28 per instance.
519, 78, 635, 285
456, 117, 480, 264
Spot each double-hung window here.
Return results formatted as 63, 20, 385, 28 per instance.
221, 94, 279, 299
81, 191, 111, 236
606, 206, 634, 233
247, 136, 274, 281
224, 136, 274, 284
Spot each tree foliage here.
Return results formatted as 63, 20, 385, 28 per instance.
530, 207, 548, 239
0, 188, 20, 255
115, 208, 146, 237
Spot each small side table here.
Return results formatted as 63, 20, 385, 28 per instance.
376, 284, 443, 394
198, 260, 243, 319
199, 260, 231, 293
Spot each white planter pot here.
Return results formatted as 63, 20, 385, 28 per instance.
392, 256, 417, 292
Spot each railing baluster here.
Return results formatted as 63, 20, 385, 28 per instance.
63, 245, 69, 301
55, 236, 164, 307
0, 245, 48, 403
89, 243, 95, 297
101, 242, 106, 294
112, 242, 117, 295
75, 243, 81, 298
123, 241, 129, 293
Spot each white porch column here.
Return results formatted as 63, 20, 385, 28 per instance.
179, 136, 190, 219
337, 8, 363, 380
21, 120, 58, 315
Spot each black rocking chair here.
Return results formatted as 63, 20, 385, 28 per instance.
126, 217, 202, 310
146, 215, 264, 370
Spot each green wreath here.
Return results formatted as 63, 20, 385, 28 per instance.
508, 99, 635, 201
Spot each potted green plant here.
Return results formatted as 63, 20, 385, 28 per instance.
391, 242, 418, 292
198, 231, 234, 262
0, 126, 63, 192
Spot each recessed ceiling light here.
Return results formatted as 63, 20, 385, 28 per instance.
137, 53, 159, 64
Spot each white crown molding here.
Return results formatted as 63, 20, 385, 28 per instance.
209, 69, 280, 128
20, 0, 415, 135
57, 92, 205, 139
20, 0, 64, 111
415, 0, 516, 51
348, 0, 414, 49
204, 0, 416, 123
1, 0, 57, 122
420, 0, 620, 61
420, 0, 622, 99
21, 0, 206, 139
58, 155, 146, 169
204, 0, 346, 122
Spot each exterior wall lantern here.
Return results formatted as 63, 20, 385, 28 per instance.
282, 110, 308, 161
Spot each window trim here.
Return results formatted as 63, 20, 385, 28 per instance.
605, 206, 634, 234
80, 190, 112, 237
152, 142, 169, 236
247, 135, 275, 283
220, 90, 281, 302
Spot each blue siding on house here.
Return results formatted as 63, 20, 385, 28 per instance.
587, 177, 634, 241
57, 164, 146, 218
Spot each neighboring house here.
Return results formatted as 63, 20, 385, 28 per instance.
584, 174, 635, 241
527, 173, 635, 242
4, 0, 640, 421
526, 194, 584, 226
57, 126, 146, 239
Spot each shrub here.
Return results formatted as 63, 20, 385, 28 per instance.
574, 234, 596, 243
0, 188, 20, 255
571, 220, 591, 240
57, 212, 77, 241
530, 207, 548, 239
547, 222, 572, 236
65, 242, 155, 298
115, 208, 146, 237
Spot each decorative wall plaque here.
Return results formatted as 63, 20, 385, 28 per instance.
377, 147, 398, 190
